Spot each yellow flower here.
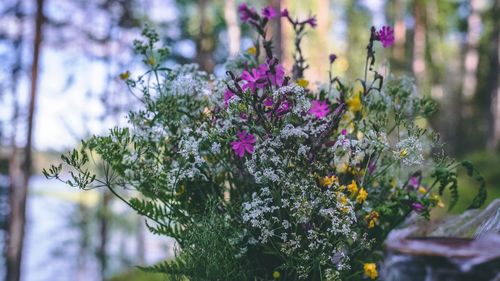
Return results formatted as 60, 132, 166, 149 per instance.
296, 79, 309, 88
363, 263, 378, 280
272, 271, 281, 279
320, 175, 338, 188
365, 211, 379, 229
356, 188, 368, 204
337, 193, 349, 213
432, 194, 445, 208
399, 148, 408, 158
347, 180, 358, 194
337, 162, 349, 173
119, 71, 130, 80
247, 46, 257, 55
418, 186, 427, 194
346, 93, 362, 112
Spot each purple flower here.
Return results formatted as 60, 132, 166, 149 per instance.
263, 97, 273, 108
262, 6, 277, 20
241, 68, 266, 91
281, 8, 289, 17
223, 90, 235, 107
329, 53, 337, 64
277, 101, 290, 115
238, 3, 256, 22
411, 202, 425, 212
341, 128, 347, 136
231, 130, 256, 158
409, 176, 420, 189
308, 100, 330, 119
377, 26, 395, 48
269, 64, 285, 86
304, 16, 317, 28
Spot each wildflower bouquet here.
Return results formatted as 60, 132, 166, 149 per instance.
44, 4, 486, 281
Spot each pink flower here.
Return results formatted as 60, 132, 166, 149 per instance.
223, 90, 235, 107
262, 6, 277, 20
377, 26, 395, 48
281, 9, 289, 17
308, 100, 330, 119
238, 3, 256, 22
304, 17, 317, 28
231, 130, 256, 158
241, 68, 266, 91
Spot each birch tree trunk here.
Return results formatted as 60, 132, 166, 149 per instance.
6, 0, 44, 280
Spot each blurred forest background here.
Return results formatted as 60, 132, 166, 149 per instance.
0, 0, 499, 280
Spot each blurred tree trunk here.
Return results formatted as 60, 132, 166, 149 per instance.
487, 0, 500, 150
195, 0, 214, 72
269, 0, 282, 61
462, 0, 481, 101
224, 0, 240, 57
6, 0, 44, 280
392, 0, 407, 71
412, 0, 426, 87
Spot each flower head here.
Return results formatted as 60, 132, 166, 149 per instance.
411, 202, 425, 212
308, 100, 330, 119
241, 68, 266, 91
347, 180, 358, 194
356, 188, 368, 204
329, 53, 337, 64
231, 130, 256, 158
346, 93, 362, 112
223, 90, 235, 107
320, 175, 338, 188
363, 263, 378, 279
238, 3, 256, 22
377, 26, 395, 48
262, 6, 277, 20
365, 211, 379, 229
280, 9, 289, 17
272, 271, 281, 279
304, 16, 317, 28
268, 64, 285, 86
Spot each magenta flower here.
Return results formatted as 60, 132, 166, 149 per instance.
411, 202, 425, 212
231, 130, 256, 158
269, 64, 285, 86
263, 97, 273, 108
241, 68, 266, 91
277, 100, 290, 115
377, 26, 395, 48
409, 176, 420, 189
281, 9, 289, 17
304, 17, 317, 28
238, 3, 256, 22
341, 128, 347, 136
329, 53, 337, 64
223, 90, 235, 108
308, 100, 330, 119
262, 6, 277, 20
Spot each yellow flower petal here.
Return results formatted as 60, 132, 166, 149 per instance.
296, 79, 309, 88
363, 263, 378, 279
247, 46, 257, 55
